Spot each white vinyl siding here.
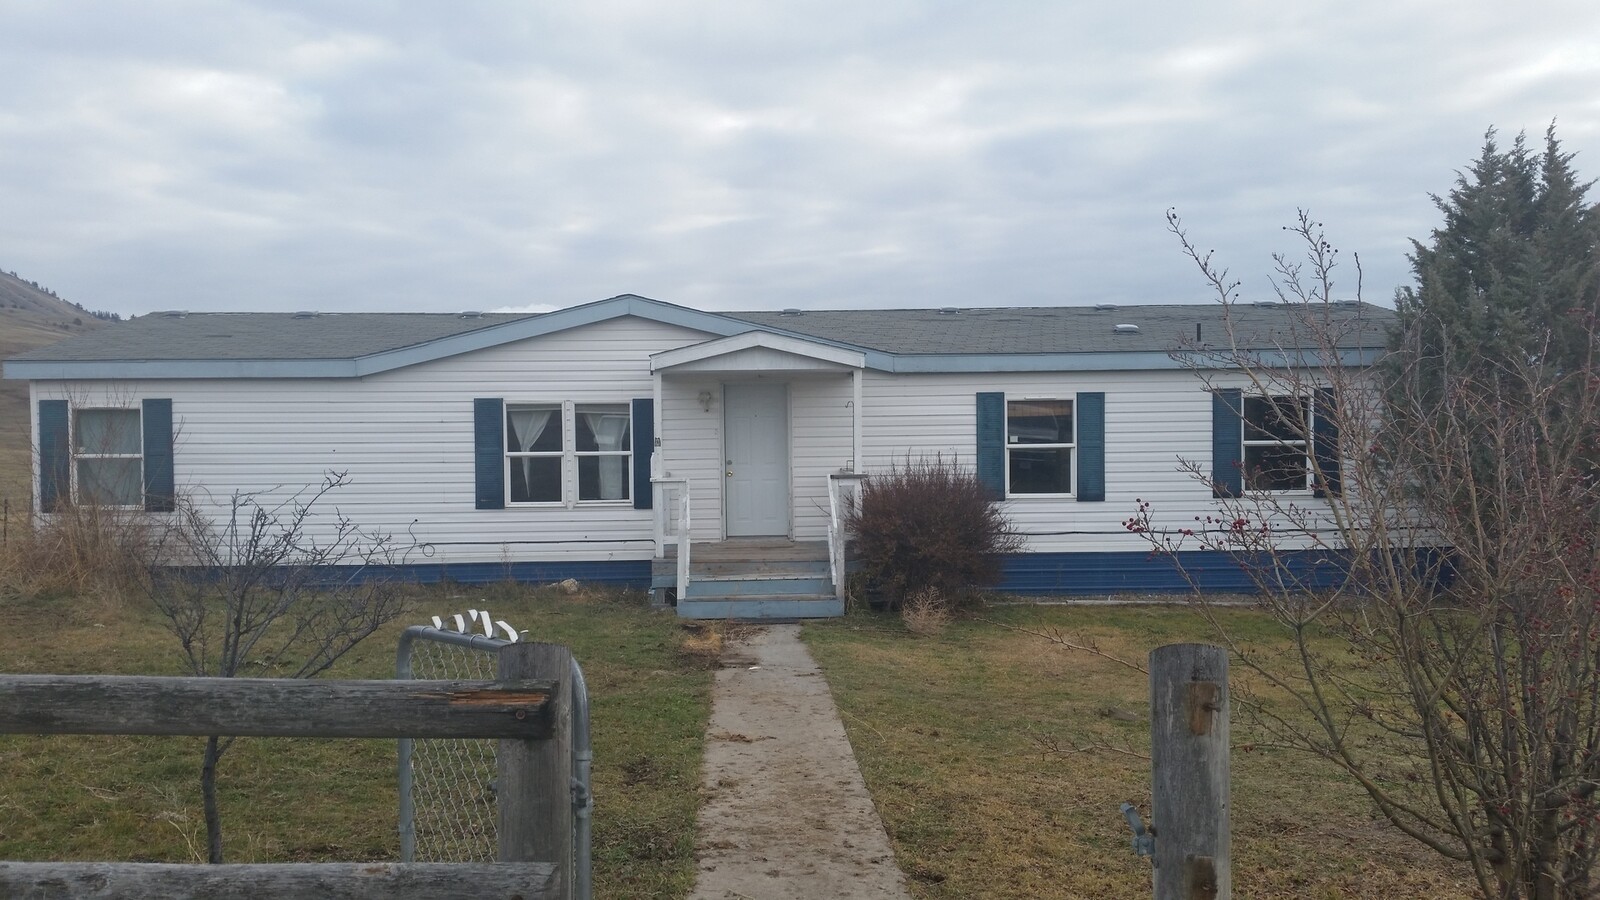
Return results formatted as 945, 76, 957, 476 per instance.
858, 370, 1334, 554
31, 316, 1343, 564
35, 316, 709, 563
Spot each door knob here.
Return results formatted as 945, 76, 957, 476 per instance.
726, 470, 733, 477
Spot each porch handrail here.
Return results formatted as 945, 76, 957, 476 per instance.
827, 472, 867, 603
651, 469, 691, 599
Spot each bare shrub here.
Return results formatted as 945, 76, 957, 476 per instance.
847, 455, 1021, 607
1127, 183, 1600, 899
144, 471, 418, 863
899, 586, 951, 636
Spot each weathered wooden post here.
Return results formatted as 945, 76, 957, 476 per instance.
498, 642, 574, 898
1150, 643, 1229, 900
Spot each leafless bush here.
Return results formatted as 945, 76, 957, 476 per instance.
1125, 202, 1600, 900
143, 470, 419, 863
847, 454, 1021, 607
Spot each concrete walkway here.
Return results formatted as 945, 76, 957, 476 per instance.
689, 625, 913, 900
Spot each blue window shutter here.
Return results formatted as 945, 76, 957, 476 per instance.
1313, 387, 1341, 498
1076, 392, 1105, 502
38, 400, 69, 513
1212, 389, 1243, 499
632, 398, 654, 510
474, 398, 505, 510
142, 398, 175, 512
976, 392, 1005, 499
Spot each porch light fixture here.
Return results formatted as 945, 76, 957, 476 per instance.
697, 390, 715, 411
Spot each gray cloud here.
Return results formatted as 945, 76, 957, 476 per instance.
1, 1, 1596, 316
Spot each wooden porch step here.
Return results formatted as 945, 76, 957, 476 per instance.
676, 595, 844, 620
659, 539, 829, 563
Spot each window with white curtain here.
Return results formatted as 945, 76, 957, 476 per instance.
576, 404, 631, 502
506, 404, 561, 503
505, 402, 632, 505
75, 408, 143, 506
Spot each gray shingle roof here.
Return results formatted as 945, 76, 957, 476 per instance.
5, 298, 1392, 368
7, 311, 535, 362
734, 303, 1392, 354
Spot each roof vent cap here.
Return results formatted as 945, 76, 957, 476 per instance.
1094, 303, 1117, 310
1333, 299, 1361, 307
459, 310, 484, 319
292, 310, 320, 319
1113, 323, 1140, 334
160, 310, 189, 318
780, 308, 802, 316
938, 307, 960, 315
1252, 300, 1279, 308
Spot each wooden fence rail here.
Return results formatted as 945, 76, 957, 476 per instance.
0, 861, 557, 900
0, 674, 555, 739
0, 641, 575, 900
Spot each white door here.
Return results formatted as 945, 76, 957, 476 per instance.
724, 382, 790, 537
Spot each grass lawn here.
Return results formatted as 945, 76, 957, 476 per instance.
0, 583, 712, 899
803, 603, 1478, 900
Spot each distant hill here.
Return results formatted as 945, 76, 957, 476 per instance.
0, 270, 115, 505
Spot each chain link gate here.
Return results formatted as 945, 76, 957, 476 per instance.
397, 620, 593, 900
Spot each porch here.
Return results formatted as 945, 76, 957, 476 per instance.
647, 330, 868, 620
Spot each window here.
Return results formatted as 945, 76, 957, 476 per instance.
75, 408, 143, 506
575, 404, 631, 502
506, 405, 562, 503
1007, 399, 1073, 495
505, 403, 632, 505
1242, 395, 1309, 492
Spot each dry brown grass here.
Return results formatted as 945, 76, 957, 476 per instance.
899, 587, 951, 636
804, 604, 1477, 899
680, 621, 726, 662
0, 584, 713, 899
0, 503, 152, 603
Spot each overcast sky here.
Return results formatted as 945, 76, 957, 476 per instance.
1, 2, 1596, 318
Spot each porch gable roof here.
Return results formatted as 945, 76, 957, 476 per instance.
650, 331, 866, 374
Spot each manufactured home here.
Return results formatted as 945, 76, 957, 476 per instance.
4, 294, 1389, 618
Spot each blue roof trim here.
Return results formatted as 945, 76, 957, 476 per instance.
4, 358, 361, 380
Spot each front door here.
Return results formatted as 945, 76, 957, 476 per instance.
724, 382, 789, 537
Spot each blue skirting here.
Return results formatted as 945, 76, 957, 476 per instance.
997, 549, 1354, 595
170, 550, 1368, 597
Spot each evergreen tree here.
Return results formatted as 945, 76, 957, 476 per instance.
1387, 127, 1600, 531
1395, 125, 1598, 380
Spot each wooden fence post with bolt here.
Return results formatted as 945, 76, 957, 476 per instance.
1146, 642, 1230, 900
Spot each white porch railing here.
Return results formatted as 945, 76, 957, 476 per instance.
651, 462, 691, 599
827, 472, 866, 603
